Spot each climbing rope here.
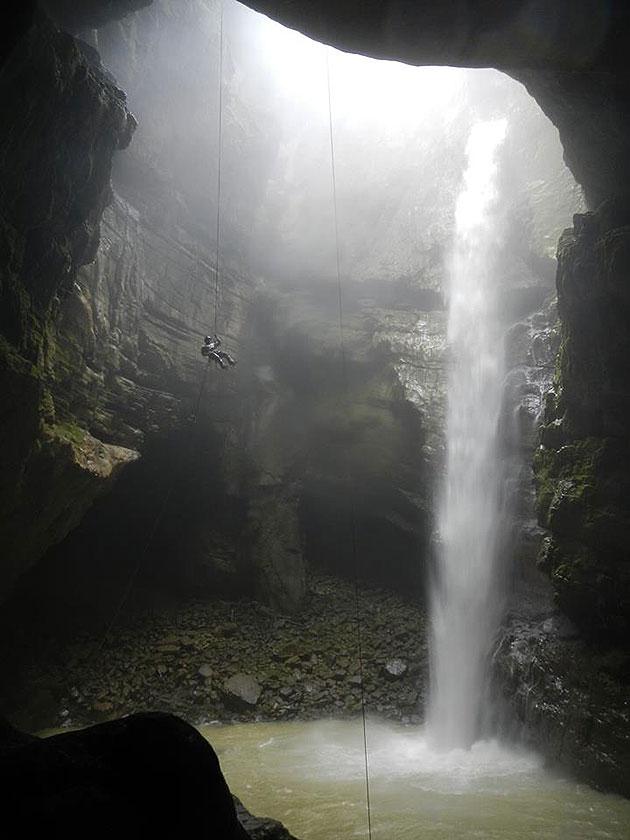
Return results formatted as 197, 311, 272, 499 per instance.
326, 46, 374, 840
214, 0, 224, 335
94, 2, 227, 651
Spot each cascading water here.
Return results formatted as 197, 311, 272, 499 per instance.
428, 119, 508, 749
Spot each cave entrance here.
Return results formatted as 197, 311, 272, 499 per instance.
1, 1, 605, 836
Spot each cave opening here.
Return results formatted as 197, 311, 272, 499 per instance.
1, 1, 630, 837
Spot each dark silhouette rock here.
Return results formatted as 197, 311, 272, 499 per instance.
0, 712, 249, 838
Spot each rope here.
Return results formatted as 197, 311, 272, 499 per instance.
95, 1, 228, 652
326, 46, 373, 840
214, 0, 224, 335
326, 50, 346, 386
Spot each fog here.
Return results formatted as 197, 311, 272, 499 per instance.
97, 0, 581, 302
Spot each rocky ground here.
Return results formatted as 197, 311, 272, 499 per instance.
4, 572, 428, 733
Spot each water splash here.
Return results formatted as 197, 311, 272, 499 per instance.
203, 719, 630, 840
428, 119, 508, 749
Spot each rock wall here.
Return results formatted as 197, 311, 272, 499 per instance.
494, 593, 630, 797
0, 11, 138, 600
534, 203, 630, 644
491, 206, 630, 794
0, 1, 306, 612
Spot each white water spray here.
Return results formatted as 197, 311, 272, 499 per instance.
428, 119, 508, 749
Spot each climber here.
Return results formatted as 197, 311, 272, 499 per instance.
201, 334, 237, 370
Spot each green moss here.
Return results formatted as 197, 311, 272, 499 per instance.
39, 389, 56, 424
533, 447, 557, 523
534, 437, 606, 525
47, 421, 88, 448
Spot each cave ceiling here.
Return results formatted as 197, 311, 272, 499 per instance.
242, 1, 630, 207
243, 0, 630, 71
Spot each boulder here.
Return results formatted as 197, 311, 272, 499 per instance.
223, 674, 262, 709
0, 712, 249, 839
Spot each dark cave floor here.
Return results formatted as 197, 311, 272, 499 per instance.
2, 573, 428, 733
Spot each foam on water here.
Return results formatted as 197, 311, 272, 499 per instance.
202, 719, 630, 840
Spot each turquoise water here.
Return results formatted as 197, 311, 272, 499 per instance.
201, 718, 630, 840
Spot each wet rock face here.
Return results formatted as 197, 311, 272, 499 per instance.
494, 604, 630, 798
534, 202, 630, 644
0, 11, 138, 599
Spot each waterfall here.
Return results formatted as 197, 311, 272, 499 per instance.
428, 119, 508, 749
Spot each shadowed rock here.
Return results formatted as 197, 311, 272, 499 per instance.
0, 712, 248, 838
0, 711, 302, 839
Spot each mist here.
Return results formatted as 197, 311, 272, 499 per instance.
96, 0, 580, 303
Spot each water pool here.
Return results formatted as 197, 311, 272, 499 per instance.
201, 719, 630, 840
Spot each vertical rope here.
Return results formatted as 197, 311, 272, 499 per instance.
326, 46, 373, 840
214, 0, 224, 335
326, 49, 346, 386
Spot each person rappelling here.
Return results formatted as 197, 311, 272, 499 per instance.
201, 334, 237, 369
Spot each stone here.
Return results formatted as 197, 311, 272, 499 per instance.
234, 795, 301, 839
156, 644, 179, 654
222, 674, 262, 709
383, 659, 407, 679
198, 664, 213, 679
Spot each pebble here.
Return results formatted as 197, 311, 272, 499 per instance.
384, 659, 408, 679
12, 573, 428, 730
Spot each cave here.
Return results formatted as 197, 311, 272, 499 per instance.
1, 1, 629, 837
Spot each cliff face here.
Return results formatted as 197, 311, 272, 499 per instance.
490, 203, 630, 794
534, 204, 630, 644
0, 12, 138, 600
0, 2, 305, 611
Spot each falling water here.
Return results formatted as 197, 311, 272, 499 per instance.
428, 119, 508, 749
